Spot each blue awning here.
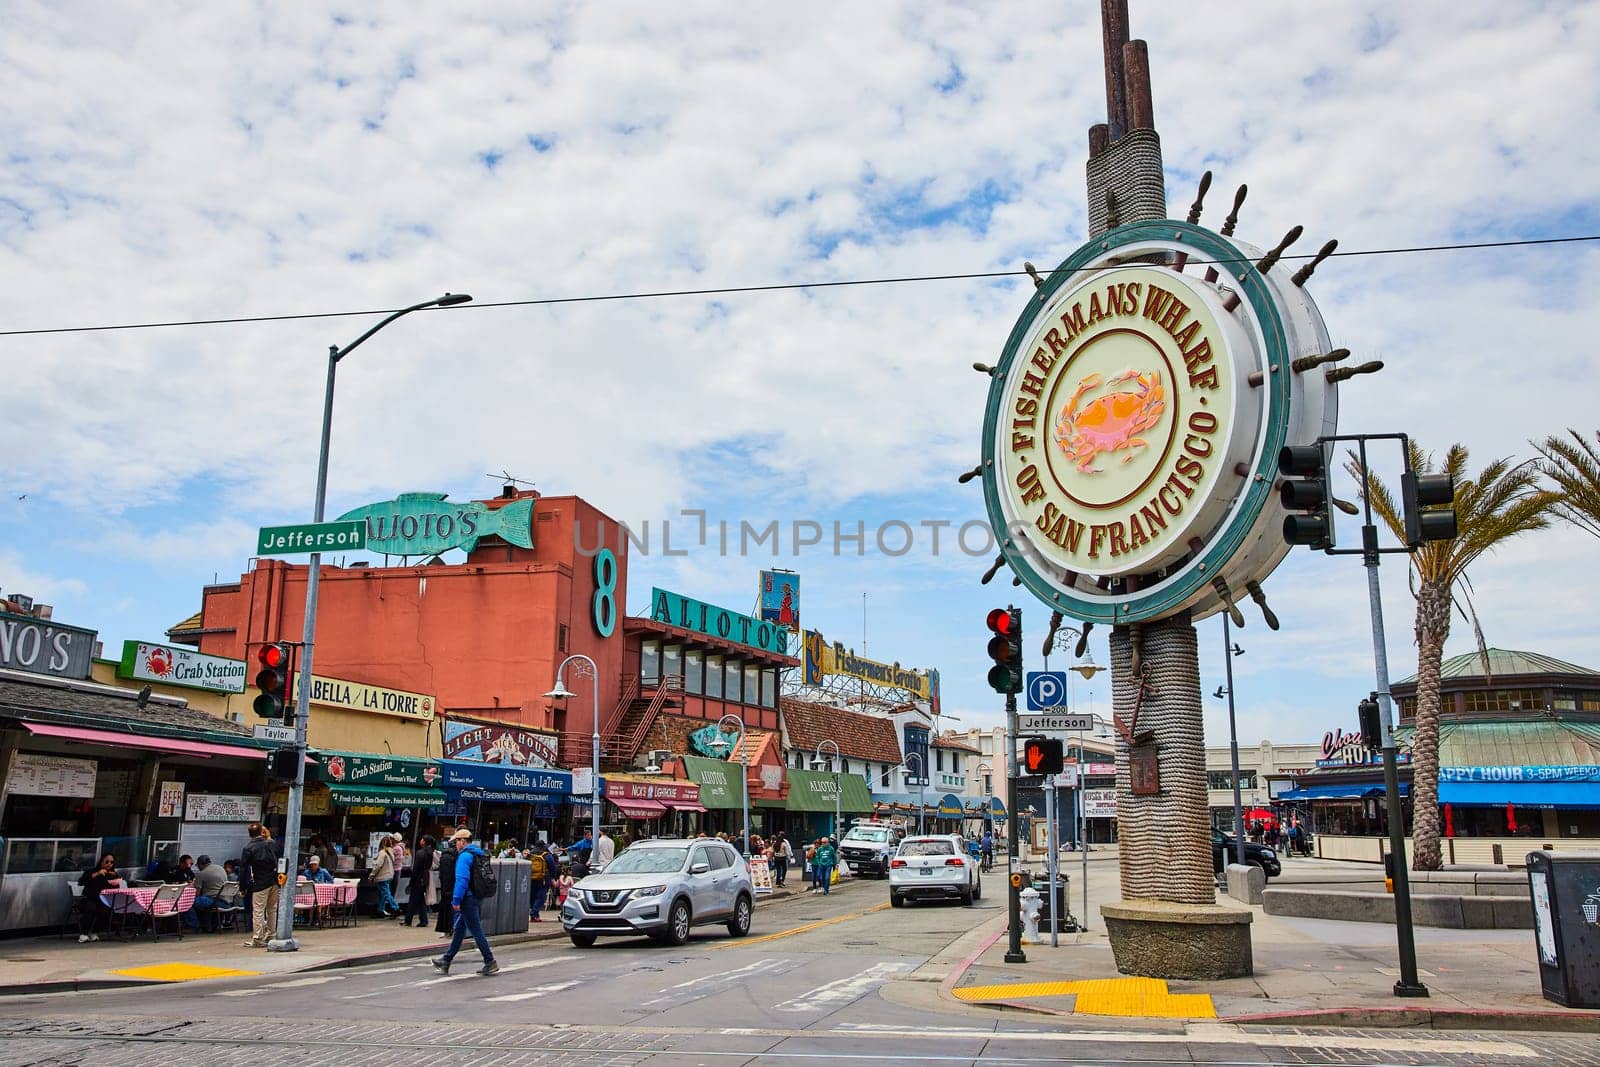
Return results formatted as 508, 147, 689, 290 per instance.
1439, 780, 1600, 809
1278, 782, 1407, 801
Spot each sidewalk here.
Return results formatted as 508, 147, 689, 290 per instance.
0, 885, 805, 995
941, 851, 1600, 1033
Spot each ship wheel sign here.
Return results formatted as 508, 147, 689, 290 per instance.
981, 218, 1342, 625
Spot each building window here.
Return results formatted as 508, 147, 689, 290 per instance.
952, 754, 962, 775
1397, 695, 1416, 719
724, 660, 742, 704
1206, 771, 1257, 791
743, 665, 760, 707
1554, 691, 1600, 712
705, 654, 724, 699
982, 774, 992, 795
935, 749, 944, 772
840, 758, 849, 775
760, 668, 777, 709
684, 650, 704, 696
903, 725, 929, 783
558, 623, 568, 653
880, 764, 891, 787
662, 643, 683, 686
1463, 688, 1544, 713
641, 640, 661, 686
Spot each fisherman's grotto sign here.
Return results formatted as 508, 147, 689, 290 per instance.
981, 221, 1337, 624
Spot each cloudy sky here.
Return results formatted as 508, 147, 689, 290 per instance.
4, 2, 1597, 750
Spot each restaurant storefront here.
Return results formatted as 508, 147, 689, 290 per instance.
784, 768, 873, 842
677, 755, 749, 837
602, 775, 703, 840
440, 759, 573, 849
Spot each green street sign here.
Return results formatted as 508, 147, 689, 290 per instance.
258, 521, 367, 556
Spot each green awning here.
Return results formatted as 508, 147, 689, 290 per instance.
680, 755, 743, 809
329, 784, 446, 807
785, 769, 873, 814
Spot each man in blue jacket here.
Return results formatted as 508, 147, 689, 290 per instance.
433, 828, 498, 976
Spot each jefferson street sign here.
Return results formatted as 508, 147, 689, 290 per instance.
257, 521, 366, 556
1018, 712, 1095, 734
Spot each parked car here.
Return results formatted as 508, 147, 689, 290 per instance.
889, 834, 982, 907
838, 820, 901, 878
1211, 829, 1281, 879
561, 838, 754, 947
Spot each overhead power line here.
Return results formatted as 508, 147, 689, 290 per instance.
2, 233, 1596, 339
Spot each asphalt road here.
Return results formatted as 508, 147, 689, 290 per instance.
1, 879, 1596, 1066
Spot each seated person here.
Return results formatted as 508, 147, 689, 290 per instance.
301, 854, 335, 883
187, 855, 227, 931
77, 853, 124, 942
167, 854, 197, 884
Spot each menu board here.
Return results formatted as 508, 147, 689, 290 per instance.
184, 793, 263, 823
8, 753, 97, 797
748, 856, 774, 895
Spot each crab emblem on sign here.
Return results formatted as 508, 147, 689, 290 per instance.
1055, 369, 1166, 473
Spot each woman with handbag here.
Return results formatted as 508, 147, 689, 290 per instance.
368, 836, 399, 917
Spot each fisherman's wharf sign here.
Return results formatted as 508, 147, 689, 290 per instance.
982, 221, 1338, 624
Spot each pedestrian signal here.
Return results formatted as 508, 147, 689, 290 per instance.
1022, 737, 1064, 775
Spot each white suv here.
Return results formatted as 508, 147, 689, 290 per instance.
562, 839, 754, 946
888, 834, 982, 907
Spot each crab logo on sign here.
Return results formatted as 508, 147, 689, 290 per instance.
327, 755, 346, 782
981, 221, 1339, 624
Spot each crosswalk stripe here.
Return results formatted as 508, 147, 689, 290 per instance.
484, 980, 582, 1003
639, 958, 793, 1007
772, 962, 913, 1012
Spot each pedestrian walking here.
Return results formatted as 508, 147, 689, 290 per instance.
404, 836, 434, 927
542, 840, 562, 916
241, 823, 280, 947
434, 828, 499, 976
772, 833, 791, 887
434, 834, 459, 936
596, 829, 616, 869
369, 836, 399, 917
812, 837, 837, 895
527, 842, 550, 921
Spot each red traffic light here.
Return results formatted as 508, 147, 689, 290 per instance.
986, 608, 1013, 635
258, 643, 288, 669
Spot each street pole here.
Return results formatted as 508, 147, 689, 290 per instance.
1078, 762, 1088, 932
269, 292, 468, 952
1045, 772, 1059, 947
545, 654, 601, 859
1223, 613, 1246, 869
717, 714, 749, 857
1363, 520, 1429, 998
1004, 688, 1025, 963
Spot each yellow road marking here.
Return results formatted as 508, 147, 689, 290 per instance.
953, 975, 1215, 1019
711, 901, 893, 949
108, 962, 261, 982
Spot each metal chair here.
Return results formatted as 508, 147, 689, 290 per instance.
211, 882, 244, 932
106, 890, 146, 940
59, 882, 87, 940
292, 879, 319, 927
148, 883, 189, 941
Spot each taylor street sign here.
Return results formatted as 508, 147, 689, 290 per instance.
1018, 712, 1095, 734
257, 521, 366, 556
253, 724, 296, 743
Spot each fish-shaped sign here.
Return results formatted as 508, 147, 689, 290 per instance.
336, 493, 534, 556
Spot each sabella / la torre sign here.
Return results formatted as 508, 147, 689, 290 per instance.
981, 220, 1338, 624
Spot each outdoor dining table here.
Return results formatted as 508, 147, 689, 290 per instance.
100, 884, 196, 940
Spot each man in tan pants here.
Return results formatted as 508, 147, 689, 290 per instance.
241, 823, 281, 947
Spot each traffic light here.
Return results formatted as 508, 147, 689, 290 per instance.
267, 747, 299, 782
1401, 469, 1457, 547
985, 607, 1023, 694
253, 642, 293, 721
1022, 737, 1064, 775
1278, 444, 1333, 548
1358, 695, 1382, 750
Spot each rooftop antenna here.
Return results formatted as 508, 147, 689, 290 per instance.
487, 471, 537, 497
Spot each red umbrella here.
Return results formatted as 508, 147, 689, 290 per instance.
1243, 808, 1277, 827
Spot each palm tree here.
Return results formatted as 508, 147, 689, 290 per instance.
1346, 442, 1554, 871
1534, 429, 1600, 541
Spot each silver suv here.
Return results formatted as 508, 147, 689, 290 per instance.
561, 838, 754, 947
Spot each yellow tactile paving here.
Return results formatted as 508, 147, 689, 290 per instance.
108, 962, 261, 982
952, 975, 1216, 1019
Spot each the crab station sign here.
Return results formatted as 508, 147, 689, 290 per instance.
983, 221, 1338, 624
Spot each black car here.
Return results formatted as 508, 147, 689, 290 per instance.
1211, 830, 1280, 878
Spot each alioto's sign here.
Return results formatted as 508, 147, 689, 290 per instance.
982, 221, 1339, 624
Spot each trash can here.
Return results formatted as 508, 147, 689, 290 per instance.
1526, 850, 1600, 1008
487, 858, 531, 935
1031, 876, 1075, 933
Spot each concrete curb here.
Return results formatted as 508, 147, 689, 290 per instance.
1222, 1006, 1600, 1034
0, 977, 155, 997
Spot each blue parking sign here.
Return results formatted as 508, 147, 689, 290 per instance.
1026, 671, 1068, 711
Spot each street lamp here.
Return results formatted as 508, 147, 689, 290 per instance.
1217, 621, 1248, 870
270, 291, 471, 953
546, 654, 601, 861
708, 714, 750, 858
811, 739, 841, 840
895, 751, 926, 834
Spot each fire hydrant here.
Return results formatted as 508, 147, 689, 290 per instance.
1019, 885, 1043, 943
